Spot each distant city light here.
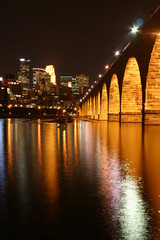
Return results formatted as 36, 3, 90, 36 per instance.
68, 81, 72, 88
94, 81, 97, 83
0, 77, 2, 81
19, 58, 30, 62
99, 74, 102, 78
20, 58, 25, 62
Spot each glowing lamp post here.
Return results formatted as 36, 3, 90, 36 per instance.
105, 65, 109, 70
131, 26, 139, 34
115, 51, 120, 57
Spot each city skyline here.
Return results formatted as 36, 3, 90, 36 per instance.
0, 1, 159, 84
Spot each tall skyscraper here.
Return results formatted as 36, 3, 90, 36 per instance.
18, 58, 30, 90
45, 65, 56, 84
71, 77, 79, 96
32, 68, 50, 91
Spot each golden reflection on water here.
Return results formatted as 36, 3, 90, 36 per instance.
120, 123, 143, 177
37, 119, 42, 167
96, 122, 149, 239
119, 175, 149, 239
7, 119, 12, 175
119, 124, 149, 239
41, 124, 58, 200
144, 126, 160, 230
73, 120, 79, 164
2, 119, 160, 238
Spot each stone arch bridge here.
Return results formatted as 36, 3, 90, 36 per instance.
79, 5, 160, 124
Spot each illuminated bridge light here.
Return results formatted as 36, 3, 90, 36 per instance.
131, 25, 139, 34
115, 51, 120, 56
105, 65, 109, 69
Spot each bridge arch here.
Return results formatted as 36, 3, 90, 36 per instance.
121, 57, 142, 122
109, 74, 120, 121
145, 35, 160, 124
100, 83, 108, 120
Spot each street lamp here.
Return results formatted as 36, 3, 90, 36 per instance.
105, 65, 109, 70
115, 50, 120, 56
131, 25, 139, 34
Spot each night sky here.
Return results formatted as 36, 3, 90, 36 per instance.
0, 0, 160, 84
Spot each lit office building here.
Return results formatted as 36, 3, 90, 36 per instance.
0, 76, 10, 105
45, 65, 56, 85
18, 58, 30, 90
76, 74, 89, 87
32, 68, 50, 92
72, 77, 79, 96
60, 76, 72, 88
59, 75, 73, 101
5, 75, 22, 103
75, 74, 89, 95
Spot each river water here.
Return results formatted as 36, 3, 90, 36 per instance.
0, 118, 160, 239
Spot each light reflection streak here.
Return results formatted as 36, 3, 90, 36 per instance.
42, 124, 58, 201
37, 119, 42, 167
0, 120, 5, 197
63, 128, 67, 164
96, 122, 150, 239
119, 124, 149, 239
66, 124, 72, 163
7, 119, 13, 173
119, 175, 149, 240
74, 120, 78, 162
98, 122, 121, 227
